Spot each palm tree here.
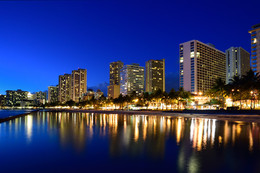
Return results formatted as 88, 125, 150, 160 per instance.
113, 94, 124, 109
168, 88, 178, 110
142, 92, 151, 109
152, 89, 164, 109
241, 69, 260, 109
162, 91, 169, 110
229, 75, 243, 109
212, 78, 226, 108
177, 87, 191, 109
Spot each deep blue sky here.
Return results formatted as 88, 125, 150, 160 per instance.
0, 0, 259, 95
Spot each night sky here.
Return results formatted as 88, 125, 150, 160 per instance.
0, 0, 259, 95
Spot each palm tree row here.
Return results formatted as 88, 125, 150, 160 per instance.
207, 69, 260, 109
112, 87, 191, 110
46, 87, 191, 110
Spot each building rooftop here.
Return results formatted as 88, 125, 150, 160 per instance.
249, 23, 260, 33
252, 23, 260, 29
180, 40, 225, 54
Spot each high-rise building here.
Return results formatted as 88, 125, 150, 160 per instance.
120, 63, 144, 96
107, 85, 120, 99
5, 89, 30, 106
48, 85, 59, 103
71, 69, 87, 102
107, 61, 123, 98
179, 40, 226, 94
145, 59, 165, 93
226, 47, 250, 84
33, 91, 47, 105
249, 23, 260, 73
59, 74, 72, 103
109, 61, 124, 85
0, 94, 6, 107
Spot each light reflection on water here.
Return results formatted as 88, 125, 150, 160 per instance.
1, 111, 260, 173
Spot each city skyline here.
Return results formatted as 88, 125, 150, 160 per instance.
0, 1, 259, 94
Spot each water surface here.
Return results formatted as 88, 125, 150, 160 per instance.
0, 109, 34, 119
0, 111, 260, 173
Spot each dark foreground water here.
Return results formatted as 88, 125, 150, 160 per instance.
0, 111, 260, 173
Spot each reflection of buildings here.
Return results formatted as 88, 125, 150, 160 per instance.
8, 111, 260, 162
3, 111, 260, 173
43, 112, 260, 155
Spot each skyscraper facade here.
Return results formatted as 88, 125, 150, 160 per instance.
107, 61, 123, 98
5, 89, 29, 106
109, 61, 124, 85
179, 40, 226, 94
48, 85, 59, 103
226, 47, 250, 84
249, 23, 260, 73
145, 59, 165, 93
59, 74, 72, 103
71, 69, 87, 102
120, 63, 144, 96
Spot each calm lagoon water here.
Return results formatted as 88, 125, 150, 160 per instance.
0, 111, 260, 173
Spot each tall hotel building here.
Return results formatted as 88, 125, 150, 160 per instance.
145, 59, 165, 93
71, 69, 87, 102
179, 40, 226, 94
107, 61, 123, 98
226, 47, 250, 84
249, 23, 260, 73
48, 85, 59, 103
59, 74, 72, 103
120, 63, 144, 96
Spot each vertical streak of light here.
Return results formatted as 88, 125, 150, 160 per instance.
143, 116, 147, 141
232, 124, 236, 145
176, 118, 182, 145
197, 119, 203, 151
249, 126, 253, 151
203, 119, 208, 147
211, 119, 216, 146
190, 118, 195, 142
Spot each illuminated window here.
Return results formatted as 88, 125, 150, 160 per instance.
190, 52, 194, 58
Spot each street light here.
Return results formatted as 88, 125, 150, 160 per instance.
250, 90, 254, 110
231, 89, 235, 106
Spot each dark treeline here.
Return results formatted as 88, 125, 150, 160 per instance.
207, 69, 260, 109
